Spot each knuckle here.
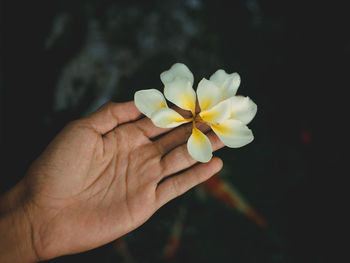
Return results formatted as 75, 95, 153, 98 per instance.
96, 101, 118, 115
172, 178, 182, 197
180, 145, 193, 166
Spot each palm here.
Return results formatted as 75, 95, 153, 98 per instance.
24, 102, 223, 260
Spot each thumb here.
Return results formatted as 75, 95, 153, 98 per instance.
85, 101, 142, 134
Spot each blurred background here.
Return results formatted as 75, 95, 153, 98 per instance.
0, 0, 347, 262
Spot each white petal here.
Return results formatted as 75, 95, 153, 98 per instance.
230, 96, 257, 124
150, 108, 190, 128
134, 89, 168, 118
209, 69, 241, 99
211, 119, 254, 148
160, 63, 194, 86
187, 126, 213, 163
199, 99, 232, 124
196, 78, 223, 111
164, 78, 196, 114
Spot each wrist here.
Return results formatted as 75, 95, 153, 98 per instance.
0, 181, 39, 263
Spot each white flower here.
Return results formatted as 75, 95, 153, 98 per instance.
134, 63, 257, 163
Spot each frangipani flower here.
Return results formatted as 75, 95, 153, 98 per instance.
134, 63, 257, 163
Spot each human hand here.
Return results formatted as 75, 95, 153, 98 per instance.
0, 101, 224, 262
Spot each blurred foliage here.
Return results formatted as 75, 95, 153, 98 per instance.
1, 0, 348, 262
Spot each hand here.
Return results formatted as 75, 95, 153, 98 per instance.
0, 101, 224, 262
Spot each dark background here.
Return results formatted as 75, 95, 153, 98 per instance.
0, 0, 347, 262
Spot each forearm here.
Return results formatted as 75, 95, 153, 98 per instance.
0, 182, 38, 263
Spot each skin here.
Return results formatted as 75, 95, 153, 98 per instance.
0, 101, 224, 262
